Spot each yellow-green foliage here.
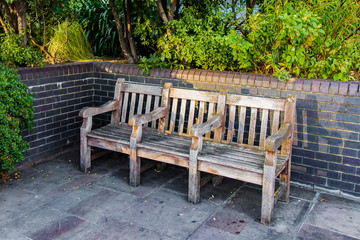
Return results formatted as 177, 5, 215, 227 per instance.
49, 20, 93, 63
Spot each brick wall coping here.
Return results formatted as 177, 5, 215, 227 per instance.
16, 61, 360, 97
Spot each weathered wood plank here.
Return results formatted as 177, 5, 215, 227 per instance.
80, 117, 92, 173
178, 99, 187, 133
227, 94, 286, 111
261, 151, 277, 225
129, 107, 167, 126
205, 102, 215, 139
187, 100, 196, 134
259, 109, 269, 149
169, 98, 178, 133
121, 92, 129, 123
159, 83, 172, 132
111, 78, 125, 124
137, 94, 144, 114
198, 101, 205, 125
198, 161, 262, 185
188, 137, 202, 203
190, 114, 223, 137
226, 105, 236, 143
237, 106, 246, 144
152, 96, 160, 128
248, 107, 258, 146
272, 110, 280, 135
130, 125, 142, 187
128, 93, 137, 120
124, 83, 162, 96
170, 88, 219, 102
214, 89, 227, 142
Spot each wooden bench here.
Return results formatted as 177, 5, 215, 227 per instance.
79, 78, 296, 225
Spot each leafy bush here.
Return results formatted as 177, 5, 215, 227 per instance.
48, 20, 93, 63
78, 0, 121, 57
144, 0, 359, 81
0, 33, 43, 67
0, 63, 34, 175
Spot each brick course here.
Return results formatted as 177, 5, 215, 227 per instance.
17, 62, 360, 197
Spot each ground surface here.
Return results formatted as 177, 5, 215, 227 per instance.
1, 149, 359, 240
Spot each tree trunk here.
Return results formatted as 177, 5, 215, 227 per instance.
126, 0, 138, 62
109, 0, 136, 63
14, 0, 27, 47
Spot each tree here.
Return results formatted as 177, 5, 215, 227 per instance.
109, 0, 138, 63
0, 0, 27, 47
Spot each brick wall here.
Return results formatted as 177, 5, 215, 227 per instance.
17, 63, 94, 163
17, 62, 360, 197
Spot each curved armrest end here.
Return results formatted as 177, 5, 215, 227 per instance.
265, 123, 292, 152
190, 114, 223, 137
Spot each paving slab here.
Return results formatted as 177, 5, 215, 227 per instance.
296, 224, 359, 240
45, 184, 138, 225
0, 227, 33, 240
3, 207, 100, 240
118, 189, 218, 239
0, 187, 51, 227
84, 220, 175, 240
163, 173, 245, 205
304, 193, 360, 239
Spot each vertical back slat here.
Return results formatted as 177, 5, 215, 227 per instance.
198, 101, 205, 124
121, 92, 129, 123
145, 95, 152, 114
248, 107, 258, 145
178, 99, 187, 133
152, 96, 160, 128
214, 89, 227, 142
128, 93, 136, 120
237, 106, 246, 144
259, 109, 269, 149
272, 110, 280, 135
137, 94, 144, 114
226, 105, 236, 143
111, 78, 125, 124
187, 100, 196, 134
169, 98, 178, 133
205, 102, 215, 139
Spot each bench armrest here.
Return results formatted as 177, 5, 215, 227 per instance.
265, 123, 292, 152
129, 107, 167, 126
189, 114, 223, 137
79, 100, 118, 118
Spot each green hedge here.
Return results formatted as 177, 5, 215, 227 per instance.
0, 63, 34, 175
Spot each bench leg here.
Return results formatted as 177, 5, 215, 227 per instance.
129, 155, 140, 187
80, 138, 91, 173
279, 162, 290, 202
261, 152, 277, 225
188, 137, 202, 204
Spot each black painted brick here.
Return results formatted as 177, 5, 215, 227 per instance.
329, 163, 356, 174
303, 158, 328, 169
316, 152, 342, 163
342, 173, 360, 183
347, 106, 360, 114
328, 179, 354, 191
293, 148, 315, 158
297, 100, 318, 109
343, 157, 360, 167
332, 113, 359, 123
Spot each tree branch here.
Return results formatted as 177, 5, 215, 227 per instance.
167, 0, 177, 22
156, 0, 169, 22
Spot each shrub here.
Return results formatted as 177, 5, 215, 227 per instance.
0, 33, 43, 67
48, 20, 93, 63
0, 63, 34, 176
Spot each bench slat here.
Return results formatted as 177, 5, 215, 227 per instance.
129, 93, 136, 120
170, 88, 219, 102
226, 105, 236, 143
137, 94, 144, 114
198, 101, 205, 124
259, 109, 269, 149
124, 84, 162, 96
205, 102, 215, 139
169, 98, 178, 133
272, 110, 280, 135
152, 96, 160, 128
227, 94, 286, 111
179, 99, 187, 133
248, 107, 258, 145
121, 92, 129, 123
187, 100, 196, 134
237, 106, 246, 144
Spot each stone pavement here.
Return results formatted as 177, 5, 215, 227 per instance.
1, 149, 359, 240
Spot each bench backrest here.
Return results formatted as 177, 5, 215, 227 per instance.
111, 79, 296, 154
222, 93, 296, 152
